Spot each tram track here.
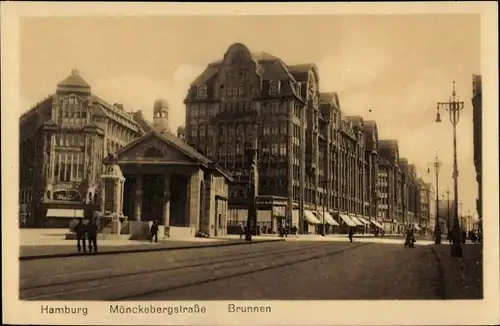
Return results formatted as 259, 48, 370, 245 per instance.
21, 242, 340, 296
21, 242, 369, 301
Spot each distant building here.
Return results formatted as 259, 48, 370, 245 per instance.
19, 69, 149, 227
418, 179, 431, 234
378, 140, 401, 233
472, 74, 482, 231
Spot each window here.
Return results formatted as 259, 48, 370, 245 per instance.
269, 81, 281, 94
218, 144, 226, 158
197, 85, 208, 99
271, 123, 278, 135
279, 143, 287, 156
228, 126, 235, 138
271, 143, 279, 155
280, 122, 287, 135
239, 84, 245, 95
207, 126, 214, 137
191, 125, 198, 138
263, 123, 270, 135
236, 143, 242, 155
191, 105, 198, 118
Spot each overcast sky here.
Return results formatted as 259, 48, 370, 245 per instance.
19, 14, 480, 216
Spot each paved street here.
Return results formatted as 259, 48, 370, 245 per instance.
19, 241, 482, 301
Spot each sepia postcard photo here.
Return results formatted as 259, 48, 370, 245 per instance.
2, 2, 499, 325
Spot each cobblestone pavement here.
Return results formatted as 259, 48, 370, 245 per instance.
19, 241, 477, 301
432, 244, 483, 299
137, 242, 442, 300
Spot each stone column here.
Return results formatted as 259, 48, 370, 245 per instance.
114, 181, 120, 213
100, 179, 106, 213
135, 174, 142, 221
163, 175, 170, 227
119, 179, 125, 215
188, 169, 203, 229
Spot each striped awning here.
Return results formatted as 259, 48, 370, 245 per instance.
46, 208, 84, 218
339, 214, 357, 227
371, 220, 384, 229
316, 211, 340, 226
304, 210, 321, 224
358, 217, 371, 225
349, 215, 365, 226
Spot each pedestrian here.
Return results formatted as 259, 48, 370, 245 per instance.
87, 218, 98, 253
239, 223, 245, 239
74, 219, 87, 253
405, 226, 415, 248
150, 220, 159, 243
348, 227, 354, 243
447, 230, 452, 245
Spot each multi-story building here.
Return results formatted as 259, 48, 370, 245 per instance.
398, 158, 408, 231
378, 140, 401, 233
418, 179, 431, 234
407, 164, 418, 227
377, 156, 390, 227
428, 182, 437, 234
472, 74, 482, 232
363, 121, 380, 223
19, 69, 147, 227
184, 43, 369, 235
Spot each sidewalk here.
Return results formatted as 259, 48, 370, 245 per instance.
432, 244, 483, 299
19, 229, 283, 260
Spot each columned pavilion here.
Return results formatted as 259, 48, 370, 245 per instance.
110, 100, 232, 238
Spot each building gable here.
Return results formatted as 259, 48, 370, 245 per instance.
116, 132, 204, 165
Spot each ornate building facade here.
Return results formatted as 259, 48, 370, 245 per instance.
184, 43, 374, 234
19, 69, 148, 227
377, 140, 401, 233
183, 42, 430, 235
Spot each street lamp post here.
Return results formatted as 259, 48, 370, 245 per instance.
321, 192, 326, 236
446, 189, 451, 236
435, 81, 464, 257
428, 154, 442, 244
244, 110, 260, 242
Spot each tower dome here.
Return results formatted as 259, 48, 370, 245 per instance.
56, 68, 91, 95
152, 98, 171, 134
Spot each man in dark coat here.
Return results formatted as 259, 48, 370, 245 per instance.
87, 219, 98, 253
74, 219, 87, 252
348, 227, 354, 243
150, 220, 159, 243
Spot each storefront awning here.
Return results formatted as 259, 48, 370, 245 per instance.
304, 210, 321, 224
370, 220, 384, 229
339, 214, 357, 227
316, 211, 340, 226
358, 217, 370, 225
413, 224, 422, 231
349, 215, 365, 226
46, 208, 84, 218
